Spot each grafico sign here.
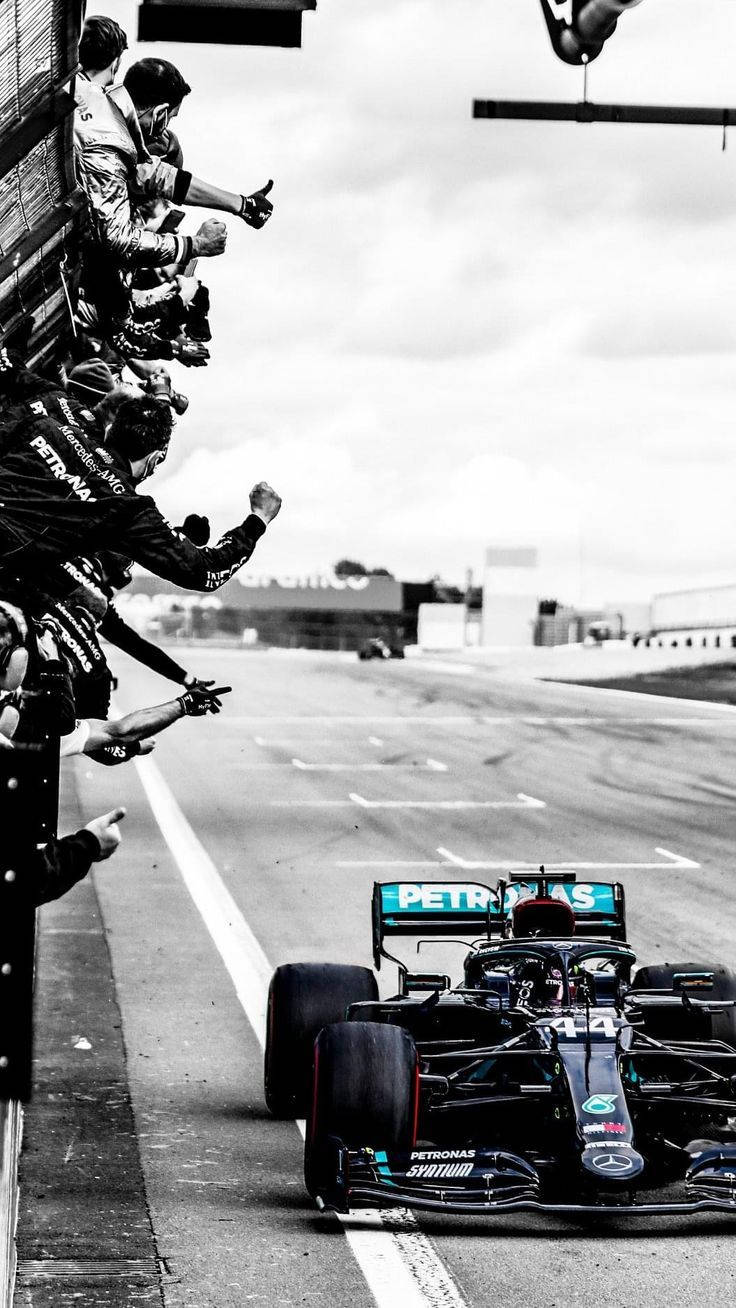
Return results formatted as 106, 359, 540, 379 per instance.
226, 573, 403, 612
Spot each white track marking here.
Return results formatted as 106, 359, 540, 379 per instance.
270, 792, 545, 810
437, 846, 700, 871
270, 800, 362, 807
368, 737, 384, 746
544, 681, 736, 713
237, 715, 736, 731
229, 716, 476, 725
337, 861, 449, 870
290, 759, 447, 773
408, 660, 475, 676
133, 755, 467, 1308
134, 757, 272, 1040
335, 846, 700, 871
349, 792, 545, 811
653, 846, 702, 868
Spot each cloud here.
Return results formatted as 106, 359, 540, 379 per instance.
103, 0, 736, 603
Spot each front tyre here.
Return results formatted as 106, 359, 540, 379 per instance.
264, 963, 378, 1118
305, 1020, 418, 1202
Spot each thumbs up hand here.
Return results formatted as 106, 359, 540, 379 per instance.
239, 180, 274, 229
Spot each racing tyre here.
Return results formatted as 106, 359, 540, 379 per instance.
305, 1021, 418, 1201
265, 963, 378, 1118
634, 961, 736, 1046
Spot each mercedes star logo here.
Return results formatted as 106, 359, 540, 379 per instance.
593, 1153, 633, 1174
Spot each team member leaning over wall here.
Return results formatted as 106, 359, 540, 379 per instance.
75, 16, 273, 270
57, 682, 231, 767
0, 603, 125, 905
46, 535, 216, 720
0, 349, 281, 612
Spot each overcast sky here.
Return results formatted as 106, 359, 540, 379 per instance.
104, 0, 736, 602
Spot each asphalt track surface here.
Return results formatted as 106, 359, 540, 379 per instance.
42, 650, 736, 1305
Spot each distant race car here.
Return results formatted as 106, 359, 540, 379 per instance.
357, 637, 404, 661
265, 871, 736, 1216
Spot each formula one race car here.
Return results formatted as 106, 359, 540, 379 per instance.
357, 637, 405, 661
264, 872, 736, 1216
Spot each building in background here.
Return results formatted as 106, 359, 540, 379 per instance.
481, 547, 540, 646
644, 584, 736, 651
120, 571, 418, 651
534, 601, 625, 647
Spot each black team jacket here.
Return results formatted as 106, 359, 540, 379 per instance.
0, 349, 266, 608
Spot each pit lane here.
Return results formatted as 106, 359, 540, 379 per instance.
18, 648, 736, 1307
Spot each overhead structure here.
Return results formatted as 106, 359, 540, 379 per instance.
477, 1, 734, 136
138, 0, 317, 47
539, 0, 645, 65
0, 0, 84, 368
474, 101, 736, 131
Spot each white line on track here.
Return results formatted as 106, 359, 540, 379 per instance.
334, 846, 700, 871
407, 660, 475, 676
437, 844, 700, 871
239, 715, 736, 730
133, 754, 467, 1308
290, 759, 448, 773
544, 681, 736, 714
368, 737, 384, 746
349, 792, 545, 811
271, 792, 545, 810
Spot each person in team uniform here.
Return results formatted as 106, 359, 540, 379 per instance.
0, 348, 281, 612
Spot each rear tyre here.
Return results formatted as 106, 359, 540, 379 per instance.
305, 1020, 418, 1201
634, 961, 736, 1045
264, 963, 378, 1118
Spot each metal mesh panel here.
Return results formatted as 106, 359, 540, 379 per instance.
0, 0, 76, 132
0, 219, 81, 360
0, 125, 70, 259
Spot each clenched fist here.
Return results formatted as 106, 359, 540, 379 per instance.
192, 219, 228, 258
249, 481, 282, 525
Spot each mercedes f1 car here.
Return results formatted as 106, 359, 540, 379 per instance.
265, 872, 736, 1216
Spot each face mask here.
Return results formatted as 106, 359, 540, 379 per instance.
142, 449, 167, 481
140, 105, 169, 139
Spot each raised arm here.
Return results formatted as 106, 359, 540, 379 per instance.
117, 482, 281, 593
83, 684, 231, 752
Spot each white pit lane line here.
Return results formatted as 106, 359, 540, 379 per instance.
133, 754, 467, 1308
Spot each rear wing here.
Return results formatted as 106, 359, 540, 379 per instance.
372, 876, 627, 967
372, 882, 500, 967
507, 873, 627, 942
